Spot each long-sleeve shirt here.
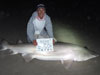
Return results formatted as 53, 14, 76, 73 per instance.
27, 11, 54, 42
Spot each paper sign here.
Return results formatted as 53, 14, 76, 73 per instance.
36, 38, 54, 52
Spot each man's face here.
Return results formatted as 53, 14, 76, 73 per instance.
37, 8, 45, 19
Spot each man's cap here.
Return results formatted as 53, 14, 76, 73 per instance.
37, 4, 45, 9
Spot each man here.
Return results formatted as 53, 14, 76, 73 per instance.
27, 4, 54, 46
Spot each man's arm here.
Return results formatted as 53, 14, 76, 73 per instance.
27, 12, 37, 42
45, 16, 54, 38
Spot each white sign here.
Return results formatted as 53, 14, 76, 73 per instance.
36, 38, 54, 52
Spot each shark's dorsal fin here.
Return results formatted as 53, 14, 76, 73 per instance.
17, 40, 23, 44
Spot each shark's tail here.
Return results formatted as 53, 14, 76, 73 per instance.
0, 39, 3, 50
0, 39, 9, 51
0, 44, 3, 50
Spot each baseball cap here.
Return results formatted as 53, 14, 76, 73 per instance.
37, 4, 45, 9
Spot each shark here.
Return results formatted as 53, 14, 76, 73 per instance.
0, 40, 99, 62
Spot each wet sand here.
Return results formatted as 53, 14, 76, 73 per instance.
0, 52, 100, 75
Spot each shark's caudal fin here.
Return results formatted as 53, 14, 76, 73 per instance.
0, 39, 9, 51
0, 44, 3, 50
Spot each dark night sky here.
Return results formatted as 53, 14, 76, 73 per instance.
0, 0, 98, 28
0, 0, 97, 14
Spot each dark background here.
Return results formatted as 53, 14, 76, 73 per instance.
0, 0, 99, 41
0, 0, 98, 24
0, 0, 98, 29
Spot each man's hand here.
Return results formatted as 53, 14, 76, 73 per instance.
53, 39, 55, 45
33, 40, 37, 46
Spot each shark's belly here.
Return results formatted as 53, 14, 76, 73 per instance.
33, 46, 98, 61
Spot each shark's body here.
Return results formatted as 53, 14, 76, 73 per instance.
0, 42, 98, 62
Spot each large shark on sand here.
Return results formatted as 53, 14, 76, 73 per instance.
0, 40, 98, 62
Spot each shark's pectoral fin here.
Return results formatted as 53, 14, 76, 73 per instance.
61, 59, 64, 64
10, 51, 18, 55
22, 54, 33, 62
64, 60, 74, 69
